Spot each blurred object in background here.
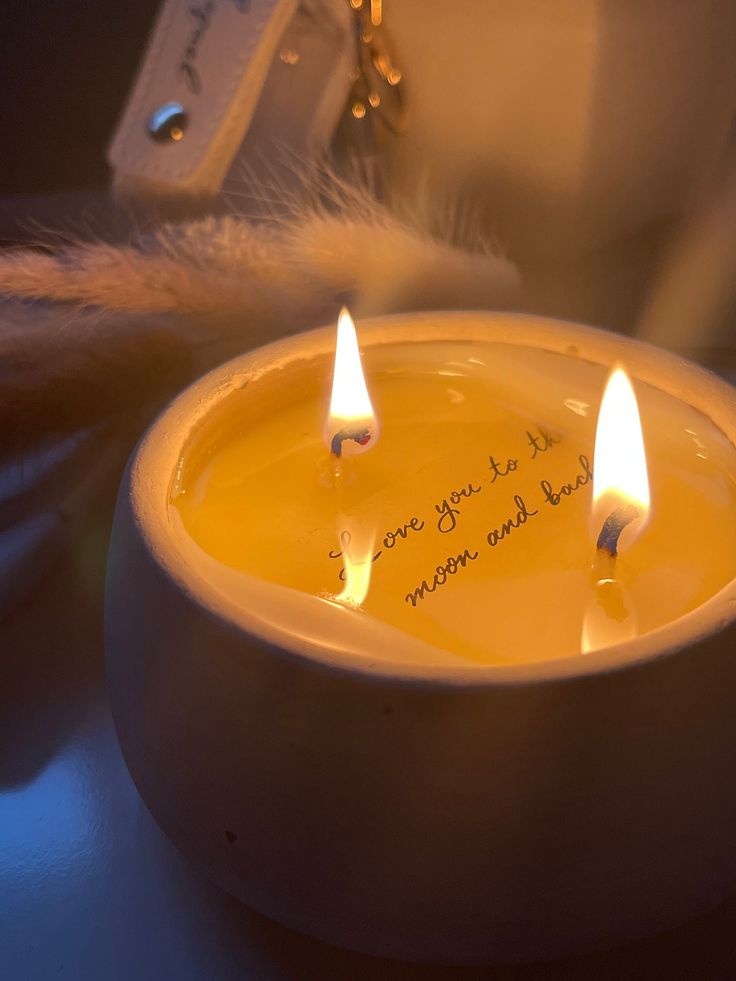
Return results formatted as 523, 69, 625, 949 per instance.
637, 143, 736, 370
379, 0, 736, 332
2, 0, 735, 336
109, 0, 355, 208
383, 0, 736, 260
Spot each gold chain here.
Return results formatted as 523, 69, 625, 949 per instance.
346, 0, 406, 135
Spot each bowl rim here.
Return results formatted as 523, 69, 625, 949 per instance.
125, 310, 736, 687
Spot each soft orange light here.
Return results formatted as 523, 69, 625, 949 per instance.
592, 366, 650, 549
336, 526, 375, 607
324, 307, 379, 457
581, 578, 637, 654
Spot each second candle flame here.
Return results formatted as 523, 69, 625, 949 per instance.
325, 307, 379, 458
592, 366, 650, 554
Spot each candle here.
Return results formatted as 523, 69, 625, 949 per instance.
169, 312, 736, 666
106, 312, 736, 964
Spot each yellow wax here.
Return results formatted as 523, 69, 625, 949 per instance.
170, 341, 736, 666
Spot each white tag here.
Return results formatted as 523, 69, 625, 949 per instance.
108, 0, 299, 197
223, 0, 353, 194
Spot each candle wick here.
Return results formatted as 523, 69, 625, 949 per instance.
330, 425, 372, 458
596, 505, 640, 558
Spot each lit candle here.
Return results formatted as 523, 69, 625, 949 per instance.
169, 313, 736, 666
106, 312, 736, 964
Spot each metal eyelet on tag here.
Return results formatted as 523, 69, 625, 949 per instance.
110, 0, 351, 198
147, 102, 188, 143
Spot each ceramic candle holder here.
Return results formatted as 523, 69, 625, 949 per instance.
105, 313, 736, 964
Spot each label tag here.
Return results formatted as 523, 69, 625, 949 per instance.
108, 0, 299, 197
222, 0, 353, 197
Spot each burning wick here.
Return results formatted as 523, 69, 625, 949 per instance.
331, 426, 372, 458
325, 307, 379, 460
596, 504, 640, 559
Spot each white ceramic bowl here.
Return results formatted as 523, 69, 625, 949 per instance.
105, 313, 736, 964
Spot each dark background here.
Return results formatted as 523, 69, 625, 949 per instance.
0, 0, 157, 195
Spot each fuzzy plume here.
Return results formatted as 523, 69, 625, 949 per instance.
0, 175, 520, 460
0, 303, 194, 461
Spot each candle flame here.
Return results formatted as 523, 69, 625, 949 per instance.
336, 526, 375, 607
592, 366, 650, 549
325, 307, 379, 457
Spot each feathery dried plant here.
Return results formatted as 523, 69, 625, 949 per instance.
0, 172, 520, 461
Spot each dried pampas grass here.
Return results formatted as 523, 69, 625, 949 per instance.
0, 173, 521, 461
0, 303, 194, 462
0, 172, 520, 616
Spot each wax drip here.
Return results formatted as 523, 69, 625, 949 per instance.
596, 505, 640, 558
330, 426, 372, 458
